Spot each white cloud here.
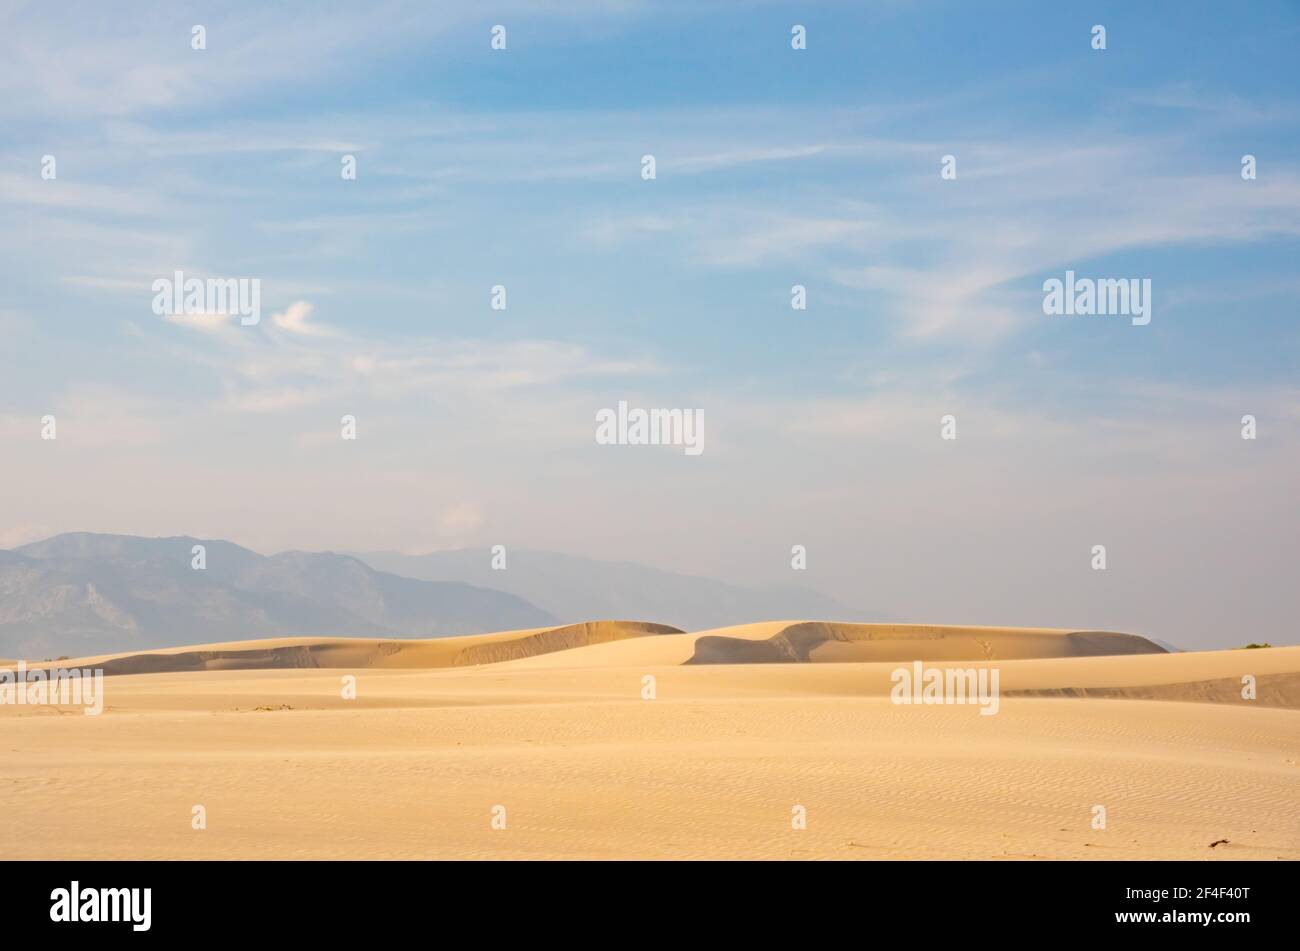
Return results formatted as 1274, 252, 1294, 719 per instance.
271, 301, 331, 337
149, 295, 660, 413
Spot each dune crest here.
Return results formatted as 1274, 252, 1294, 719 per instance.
451, 621, 682, 666
686, 622, 1164, 665
38, 620, 683, 677
31, 620, 1168, 676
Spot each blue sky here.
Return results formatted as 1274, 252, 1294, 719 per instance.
2, 1, 1298, 647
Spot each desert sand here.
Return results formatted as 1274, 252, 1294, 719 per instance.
2, 621, 1296, 860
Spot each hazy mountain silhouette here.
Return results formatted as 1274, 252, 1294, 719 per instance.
1, 533, 556, 659
353, 548, 880, 633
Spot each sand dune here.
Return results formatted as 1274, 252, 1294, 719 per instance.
693, 621, 1165, 664
25, 621, 1160, 677
25, 620, 683, 676
495, 621, 1166, 669
2, 652, 1297, 860
3, 622, 1296, 860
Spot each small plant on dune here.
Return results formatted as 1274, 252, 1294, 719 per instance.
1238, 643, 1273, 649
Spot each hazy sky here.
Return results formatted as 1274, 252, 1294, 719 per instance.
2, 1, 1298, 648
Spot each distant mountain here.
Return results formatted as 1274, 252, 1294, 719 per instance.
1150, 638, 1185, 653
0, 533, 556, 659
352, 548, 881, 632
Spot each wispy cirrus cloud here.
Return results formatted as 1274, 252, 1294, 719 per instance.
148, 298, 661, 414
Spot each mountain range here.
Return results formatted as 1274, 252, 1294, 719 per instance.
0, 534, 552, 659
0, 533, 873, 659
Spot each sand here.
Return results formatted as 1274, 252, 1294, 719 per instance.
2, 621, 1296, 860
16, 620, 684, 675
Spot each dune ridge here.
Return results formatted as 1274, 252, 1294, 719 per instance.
685, 622, 1163, 665
493, 621, 1169, 670
31, 620, 683, 677
23, 620, 1164, 676
17, 620, 1297, 714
